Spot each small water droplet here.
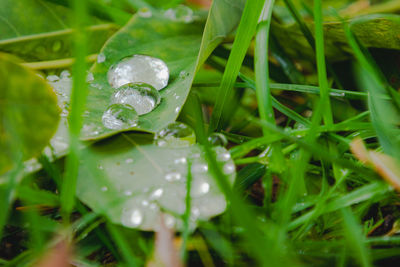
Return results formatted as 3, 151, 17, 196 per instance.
154, 122, 196, 147
150, 188, 163, 200
101, 186, 108, 192
175, 107, 180, 113
223, 162, 235, 174
137, 7, 152, 18
125, 158, 134, 164
46, 75, 59, 82
174, 157, 187, 164
107, 55, 169, 90
192, 163, 208, 173
124, 190, 133, 196
142, 200, 149, 206
208, 133, 228, 146
164, 172, 182, 182
102, 103, 139, 130
191, 179, 210, 197
191, 207, 200, 217
164, 5, 194, 23
60, 70, 71, 79
97, 53, 106, 63
179, 70, 189, 78
86, 72, 94, 82
98, 165, 104, 170
129, 209, 143, 226
111, 83, 161, 115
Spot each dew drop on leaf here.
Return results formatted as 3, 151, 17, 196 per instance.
111, 83, 161, 115
97, 53, 106, 63
208, 133, 228, 147
191, 178, 210, 197
154, 122, 196, 147
101, 103, 139, 130
107, 55, 169, 90
164, 171, 183, 182
164, 5, 194, 23
223, 162, 235, 175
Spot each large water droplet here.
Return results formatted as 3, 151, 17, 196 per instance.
102, 103, 139, 130
107, 55, 169, 90
164, 5, 194, 23
111, 83, 161, 115
154, 122, 196, 147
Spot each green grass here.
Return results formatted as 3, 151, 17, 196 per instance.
2, 0, 400, 266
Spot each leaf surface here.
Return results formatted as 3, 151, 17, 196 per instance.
0, 54, 60, 174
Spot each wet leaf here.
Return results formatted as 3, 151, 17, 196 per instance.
81, 11, 204, 140
273, 14, 400, 61
0, 0, 117, 61
81, 0, 246, 140
76, 133, 236, 231
0, 53, 60, 174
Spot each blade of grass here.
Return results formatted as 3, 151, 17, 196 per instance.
209, 0, 266, 132
341, 208, 372, 267
314, 0, 333, 127
60, 0, 89, 221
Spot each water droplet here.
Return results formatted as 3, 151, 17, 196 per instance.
174, 157, 187, 164
128, 209, 143, 227
214, 146, 231, 161
125, 158, 134, 164
142, 200, 149, 206
175, 107, 180, 113
86, 72, 94, 82
191, 207, 200, 217
223, 162, 235, 174
191, 179, 210, 197
137, 7, 152, 18
192, 162, 208, 173
102, 103, 139, 130
164, 5, 194, 23
208, 133, 228, 146
164, 172, 182, 182
150, 188, 163, 200
60, 70, 71, 79
98, 165, 104, 170
101, 186, 108, 192
107, 55, 169, 90
111, 83, 161, 115
124, 190, 133, 196
154, 122, 196, 147
97, 53, 106, 63
46, 75, 59, 82
179, 70, 189, 78
164, 213, 176, 228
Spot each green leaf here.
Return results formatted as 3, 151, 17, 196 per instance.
76, 133, 236, 231
0, 0, 117, 62
0, 53, 60, 174
196, 0, 245, 69
81, 11, 204, 140
272, 14, 400, 61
